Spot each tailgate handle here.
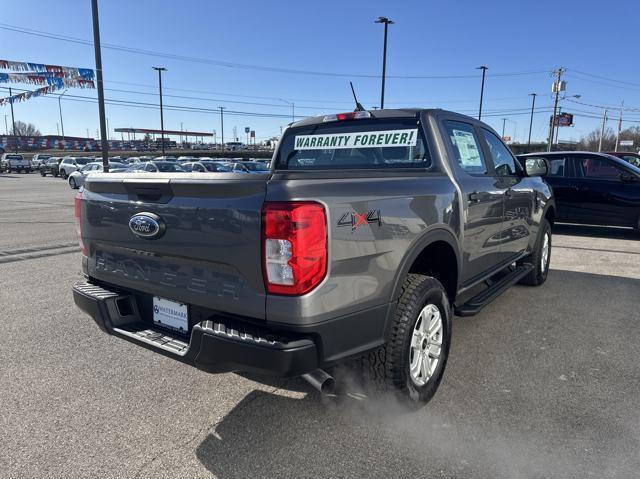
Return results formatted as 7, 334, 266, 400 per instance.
133, 188, 163, 202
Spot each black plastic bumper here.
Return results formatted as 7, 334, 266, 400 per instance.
72, 281, 318, 377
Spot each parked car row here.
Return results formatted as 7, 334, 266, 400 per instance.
65, 158, 271, 189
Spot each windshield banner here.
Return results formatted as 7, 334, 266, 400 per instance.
295, 128, 418, 150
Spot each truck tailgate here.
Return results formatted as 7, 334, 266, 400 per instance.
82, 173, 268, 319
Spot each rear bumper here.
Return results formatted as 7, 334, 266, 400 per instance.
73, 281, 318, 377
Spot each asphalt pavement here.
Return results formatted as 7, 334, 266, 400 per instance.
0, 173, 638, 478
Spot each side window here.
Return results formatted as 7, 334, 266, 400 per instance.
481, 129, 517, 176
443, 120, 488, 175
573, 156, 622, 179
548, 158, 566, 177
146, 164, 157, 172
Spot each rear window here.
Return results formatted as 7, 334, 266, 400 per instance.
155, 162, 184, 172
74, 158, 91, 165
275, 118, 430, 170
5, 155, 23, 160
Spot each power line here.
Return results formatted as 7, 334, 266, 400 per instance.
0, 23, 551, 80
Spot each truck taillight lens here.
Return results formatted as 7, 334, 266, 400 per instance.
74, 191, 88, 257
262, 202, 327, 295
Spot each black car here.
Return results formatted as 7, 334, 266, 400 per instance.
518, 151, 640, 230
39, 157, 63, 177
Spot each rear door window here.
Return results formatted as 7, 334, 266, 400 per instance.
443, 120, 488, 175
572, 156, 623, 179
276, 118, 430, 170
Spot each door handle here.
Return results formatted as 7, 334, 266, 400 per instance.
468, 192, 482, 203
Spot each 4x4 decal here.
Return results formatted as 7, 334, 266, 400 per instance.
337, 209, 382, 231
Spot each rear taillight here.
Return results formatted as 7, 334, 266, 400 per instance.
262, 202, 327, 295
74, 191, 88, 257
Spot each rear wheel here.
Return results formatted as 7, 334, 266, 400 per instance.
40, 170, 46, 176
60, 169, 68, 179
519, 219, 551, 286
365, 274, 452, 406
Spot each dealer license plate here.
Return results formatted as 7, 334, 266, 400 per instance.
153, 296, 189, 333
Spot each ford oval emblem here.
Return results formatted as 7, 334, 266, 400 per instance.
128, 212, 165, 239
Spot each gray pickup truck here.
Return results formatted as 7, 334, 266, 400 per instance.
73, 109, 555, 405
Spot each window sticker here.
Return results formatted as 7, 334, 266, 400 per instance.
451, 129, 482, 167
294, 129, 418, 150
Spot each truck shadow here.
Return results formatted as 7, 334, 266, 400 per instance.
195, 269, 640, 479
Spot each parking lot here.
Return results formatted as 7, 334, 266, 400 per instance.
0, 174, 638, 478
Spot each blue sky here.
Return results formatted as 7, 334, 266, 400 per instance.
1, 0, 639, 143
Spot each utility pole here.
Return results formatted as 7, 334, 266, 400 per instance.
598, 109, 608, 152
501, 118, 507, 138
86, 128, 90, 139
180, 122, 183, 144
3, 114, 8, 135
219, 107, 225, 151
375, 17, 394, 109
615, 101, 624, 151
152, 67, 167, 155
91, 0, 109, 171
527, 93, 537, 149
9, 87, 17, 152
548, 67, 565, 152
477, 66, 488, 120
554, 107, 562, 145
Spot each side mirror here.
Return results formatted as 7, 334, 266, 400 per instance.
524, 158, 548, 177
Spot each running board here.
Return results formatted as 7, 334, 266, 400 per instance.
454, 264, 533, 317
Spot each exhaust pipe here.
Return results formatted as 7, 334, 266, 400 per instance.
302, 369, 335, 395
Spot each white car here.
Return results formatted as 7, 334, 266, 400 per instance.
58, 157, 93, 179
68, 161, 127, 189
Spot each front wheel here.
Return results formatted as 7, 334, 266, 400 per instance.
69, 177, 77, 189
365, 274, 452, 406
60, 169, 68, 179
519, 219, 551, 286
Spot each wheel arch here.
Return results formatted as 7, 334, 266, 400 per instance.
383, 226, 460, 342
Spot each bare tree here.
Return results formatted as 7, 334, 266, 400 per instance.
578, 127, 616, 152
11, 121, 41, 137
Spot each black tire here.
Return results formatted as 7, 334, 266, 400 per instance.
69, 177, 77, 189
518, 219, 551, 286
53, 170, 59, 177
40, 170, 46, 176
365, 274, 452, 406
60, 169, 68, 179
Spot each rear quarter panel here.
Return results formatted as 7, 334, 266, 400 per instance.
265, 174, 459, 325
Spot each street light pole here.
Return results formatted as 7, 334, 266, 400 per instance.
527, 93, 537, 149
91, 0, 109, 171
58, 90, 67, 142
279, 99, 295, 124
152, 67, 167, 156
219, 107, 225, 151
477, 66, 488, 120
3, 114, 8, 135
501, 118, 507, 138
375, 17, 394, 109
